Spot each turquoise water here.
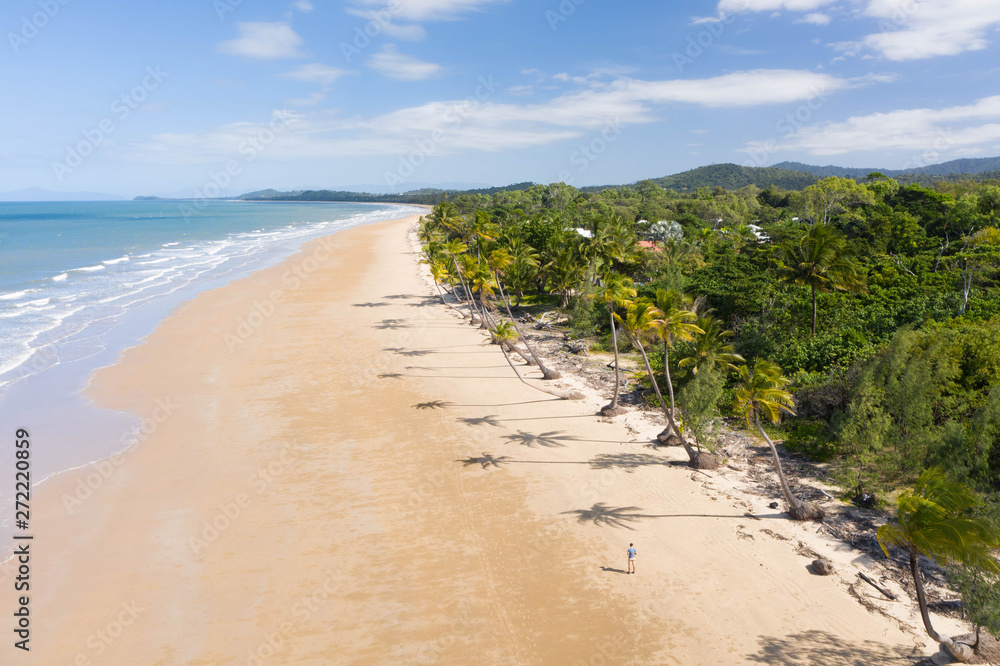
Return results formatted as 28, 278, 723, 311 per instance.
0, 200, 421, 545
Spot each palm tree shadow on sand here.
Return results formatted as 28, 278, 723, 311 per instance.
747, 630, 922, 665
503, 430, 582, 448
563, 503, 647, 530
457, 453, 511, 469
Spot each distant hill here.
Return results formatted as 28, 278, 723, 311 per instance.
239, 182, 536, 205
773, 156, 1000, 179
649, 164, 819, 192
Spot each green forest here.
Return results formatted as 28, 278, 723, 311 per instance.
419, 175, 1000, 502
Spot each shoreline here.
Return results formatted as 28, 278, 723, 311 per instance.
0, 202, 425, 491
6, 211, 949, 663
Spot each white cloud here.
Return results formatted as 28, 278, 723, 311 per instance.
123, 69, 856, 164
367, 45, 442, 80
218, 22, 304, 59
797, 12, 831, 24
283, 63, 350, 86
293, 0, 313, 11
848, 0, 1000, 60
354, 0, 509, 22
717, 0, 836, 12
745, 95, 1000, 157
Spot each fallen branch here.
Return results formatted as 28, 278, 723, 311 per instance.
858, 572, 896, 600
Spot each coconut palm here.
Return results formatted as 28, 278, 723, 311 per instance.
443, 239, 481, 325
777, 223, 867, 335
653, 289, 703, 436
617, 301, 714, 468
599, 274, 637, 415
734, 359, 824, 521
544, 242, 587, 307
492, 321, 582, 401
678, 315, 744, 375
428, 258, 466, 318
489, 249, 560, 379
877, 467, 1000, 663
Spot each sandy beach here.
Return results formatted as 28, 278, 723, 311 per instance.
8, 213, 948, 664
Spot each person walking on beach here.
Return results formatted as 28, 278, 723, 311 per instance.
627, 543, 636, 574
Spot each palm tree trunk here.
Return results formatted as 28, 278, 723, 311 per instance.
811, 284, 818, 336
609, 309, 621, 410
451, 256, 481, 325
754, 415, 824, 521
664, 342, 677, 435
635, 336, 698, 462
495, 275, 560, 380
498, 343, 582, 401
432, 277, 466, 317
909, 550, 974, 661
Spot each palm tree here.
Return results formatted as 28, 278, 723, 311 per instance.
443, 239, 481, 325
544, 242, 587, 307
428, 258, 466, 318
777, 223, 867, 335
489, 249, 560, 379
492, 322, 583, 401
653, 289, 703, 437
877, 467, 1000, 663
734, 359, 824, 521
617, 301, 714, 468
599, 274, 636, 416
678, 315, 744, 375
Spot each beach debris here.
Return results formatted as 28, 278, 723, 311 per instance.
811, 559, 835, 576
564, 340, 589, 355
769, 501, 779, 509
858, 572, 896, 600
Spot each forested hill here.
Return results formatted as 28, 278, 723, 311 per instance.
648, 164, 819, 192
775, 156, 1000, 179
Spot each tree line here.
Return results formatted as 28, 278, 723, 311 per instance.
419, 173, 1000, 659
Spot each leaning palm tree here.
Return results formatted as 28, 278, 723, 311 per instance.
489, 249, 560, 379
617, 300, 716, 469
877, 467, 1000, 663
653, 289, 703, 438
599, 274, 636, 416
734, 359, 824, 521
443, 239, 481, 325
428, 259, 466, 318
777, 223, 867, 335
678, 315, 744, 375
492, 322, 583, 401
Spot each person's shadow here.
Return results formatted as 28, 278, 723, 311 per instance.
600, 566, 629, 575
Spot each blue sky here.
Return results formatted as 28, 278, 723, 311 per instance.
1, 0, 999, 197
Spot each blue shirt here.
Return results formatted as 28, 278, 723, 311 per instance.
627, 547, 636, 559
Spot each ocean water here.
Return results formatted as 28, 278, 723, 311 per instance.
0, 200, 422, 550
